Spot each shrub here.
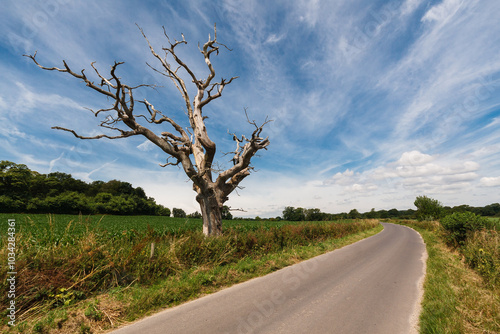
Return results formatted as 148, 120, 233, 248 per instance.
440, 211, 489, 246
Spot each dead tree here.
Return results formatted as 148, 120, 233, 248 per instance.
24, 25, 270, 236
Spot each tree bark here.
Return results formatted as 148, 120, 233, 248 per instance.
196, 191, 223, 236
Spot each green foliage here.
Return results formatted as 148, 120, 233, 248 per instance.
282, 206, 306, 221
414, 195, 443, 221
0, 160, 169, 215
187, 211, 202, 219
221, 205, 232, 220
304, 208, 325, 221
441, 211, 489, 246
172, 208, 186, 218
79, 323, 92, 334
84, 302, 104, 321
33, 322, 46, 333
155, 205, 171, 216
348, 209, 361, 219
0, 195, 25, 212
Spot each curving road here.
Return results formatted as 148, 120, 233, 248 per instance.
111, 223, 427, 334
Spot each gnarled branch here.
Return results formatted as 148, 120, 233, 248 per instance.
25, 24, 270, 236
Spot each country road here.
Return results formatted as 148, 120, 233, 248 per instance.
111, 223, 427, 334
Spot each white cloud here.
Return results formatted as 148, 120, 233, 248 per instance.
422, 0, 463, 23
325, 169, 356, 186
480, 177, 500, 187
137, 140, 155, 152
327, 150, 484, 205
468, 144, 500, 159
12, 82, 83, 113
485, 117, 500, 129
374, 151, 479, 181
344, 183, 378, 194
396, 150, 434, 166
264, 33, 284, 44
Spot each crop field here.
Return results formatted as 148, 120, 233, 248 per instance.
0, 213, 353, 241
486, 216, 500, 228
1, 213, 377, 333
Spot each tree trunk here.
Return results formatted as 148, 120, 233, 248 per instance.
197, 192, 222, 236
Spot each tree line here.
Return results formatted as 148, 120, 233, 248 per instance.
413, 195, 500, 220
0, 161, 171, 215
280, 206, 417, 221
281, 199, 500, 222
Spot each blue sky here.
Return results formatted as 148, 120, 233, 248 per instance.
1, 0, 500, 217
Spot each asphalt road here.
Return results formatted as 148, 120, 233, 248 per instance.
111, 223, 427, 334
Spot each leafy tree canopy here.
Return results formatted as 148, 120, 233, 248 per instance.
0, 160, 169, 216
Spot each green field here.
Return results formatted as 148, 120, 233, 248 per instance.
0, 213, 378, 333
0, 213, 350, 239
0, 213, 359, 252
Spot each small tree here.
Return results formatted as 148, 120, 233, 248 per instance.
348, 209, 361, 219
282, 206, 295, 221
414, 195, 443, 221
172, 208, 187, 218
25, 25, 270, 236
305, 208, 323, 221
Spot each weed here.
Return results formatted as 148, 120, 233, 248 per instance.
84, 303, 103, 321
32, 322, 46, 333
80, 323, 92, 334
463, 229, 500, 287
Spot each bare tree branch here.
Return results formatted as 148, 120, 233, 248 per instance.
51, 126, 138, 140
25, 25, 271, 237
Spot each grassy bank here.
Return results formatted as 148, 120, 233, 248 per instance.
1, 214, 381, 333
395, 220, 499, 333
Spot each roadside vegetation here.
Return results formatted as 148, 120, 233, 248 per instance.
395, 208, 499, 333
0, 213, 381, 333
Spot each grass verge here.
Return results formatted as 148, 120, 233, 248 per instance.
395, 220, 499, 333
1, 217, 381, 333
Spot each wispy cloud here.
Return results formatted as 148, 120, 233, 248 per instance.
1, 0, 499, 216
422, 0, 463, 23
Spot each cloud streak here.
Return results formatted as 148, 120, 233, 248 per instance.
1, 0, 499, 216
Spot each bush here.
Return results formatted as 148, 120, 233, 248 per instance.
440, 211, 489, 246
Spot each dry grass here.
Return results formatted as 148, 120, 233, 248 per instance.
437, 242, 500, 333
396, 220, 500, 333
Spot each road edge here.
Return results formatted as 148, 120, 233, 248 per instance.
401, 224, 428, 334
